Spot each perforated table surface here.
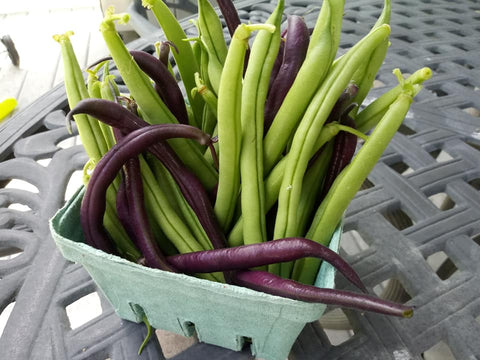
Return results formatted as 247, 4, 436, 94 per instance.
1, 0, 479, 359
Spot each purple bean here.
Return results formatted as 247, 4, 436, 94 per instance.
216, 0, 242, 38
167, 237, 367, 292
233, 270, 413, 318
129, 50, 189, 125
264, 16, 309, 131
69, 99, 226, 251
81, 124, 213, 256
123, 156, 178, 271
159, 41, 178, 67
87, 51, 188, 125
320, 113, 358, 200
267, 38, 285, 95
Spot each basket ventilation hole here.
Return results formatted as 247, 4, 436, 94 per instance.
66, 292, 102, 329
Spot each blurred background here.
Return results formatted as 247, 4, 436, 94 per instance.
0, 0, 199, 121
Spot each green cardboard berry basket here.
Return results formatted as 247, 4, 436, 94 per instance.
49, 186, 341, 360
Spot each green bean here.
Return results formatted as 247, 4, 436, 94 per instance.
297, 70, 422, 285
192, 72, 218, 137
240, 0, 283, 246
100, 9, 218, 190
228, 156, 286, 247
138, 156, 205, 254
55, 31, 139, 259
356, 67, 432, 133
196, 0, 228, 94
147, 154, 214, 251
198, 0, 228, 64
54, 32, 104, 160
273, 25, 391, 249
201, 103, 217, 138
228, 121, 350, 248
193, 72, 218, 118
270, 121, 367, 276
214, 23, 276, 232
263, 0, 345, 173
191, 38, 202, 74
98, 77, 119, 149
100, 10, 173, 121
296, 143, 334, 237
142, 0, 203, 120
350, 0, 391, 116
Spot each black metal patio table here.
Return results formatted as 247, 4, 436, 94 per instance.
1, 0, 479, 359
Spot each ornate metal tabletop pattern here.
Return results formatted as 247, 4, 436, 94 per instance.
1, 0, 479, 359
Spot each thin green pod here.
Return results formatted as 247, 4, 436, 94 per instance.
296, 142, 334, 236
289, 143, 333, 280
299, 72, 421, 285
240, 0, 283, 246
98, 75, 119, 150
99, 10, 175, 122
142, 0, 203, 120
100, 9, 218, 190
55, 32, 138, 259
356, 67, 432, 132
54, 32, 104, 161
228, 122, 350, 248
193, 72, 218, 118
273, 25, 391, 245
147, 154, 214, 251
350, 40, 389, 117
201, 103, 217, 137
271, 121, 367, 276
228, 156, 286, 247
196, 0, 228, 94
263, 0, 345, 173
138, 156, 206, 255
350, 0, 391, 116
214, 23, 276, 232
197, 0, 228, 65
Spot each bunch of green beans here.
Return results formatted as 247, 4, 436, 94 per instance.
56, 0, 431, 287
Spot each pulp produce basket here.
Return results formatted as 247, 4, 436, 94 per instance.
50, 187, 342, 360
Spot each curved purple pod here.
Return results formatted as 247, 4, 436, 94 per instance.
68, 99, 226, 251
264, 15, 309, 131
167, 237, 367, 292
233, 270, 413, 318
81, 124, 213, 260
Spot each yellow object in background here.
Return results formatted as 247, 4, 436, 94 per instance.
0, 98, 17, 122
